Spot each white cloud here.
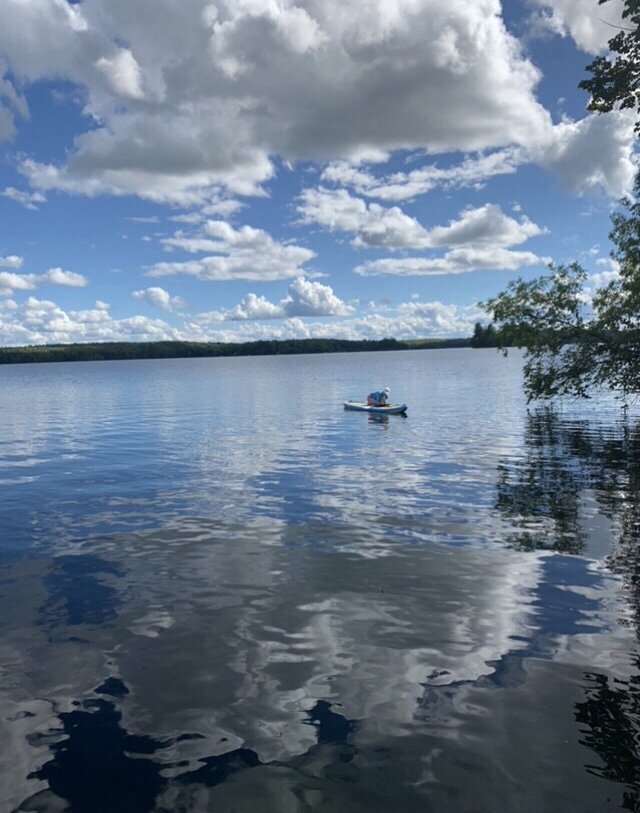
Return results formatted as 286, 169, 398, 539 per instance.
425, 204, 545, 247
0, 266, 87, 297
0, 296, 180, 345
227, 276, 352, 320
355, 247, 549, 276
95, 49, 145, 100
323, 107, 637, 203
0, 271, 37, 298
0, 255, 24, 269
201, 199, 244, 218
149, 220, 315, 281
298, 189, 546, 252
185, 299, 485, 342
19, 153, 273, 206
2, 186, 47, 210
529, 0, 624, 53
579, 259, 622, 306
227, 294, 284, 321
0, 290, 482, 345
321, 149, 523, 201
41, 267, 88, 287
298, 187, 431, 248
0, 0, 632, 217
589, 258, 621, 289
170, 213, 204, 225
395, 299, 485, 333
0, 0, 561, 201
127, 216, 161, 224
532, 110, 636, 197
132, 286, 186, 311
0, 67, 29, 141
281, 276, 352, 317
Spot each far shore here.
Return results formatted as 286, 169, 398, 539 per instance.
0, 336, 492, 365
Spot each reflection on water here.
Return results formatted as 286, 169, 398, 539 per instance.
496, 409, 640, 556
496, 407, 640, 811
575, 665, 640, 812
24, 689, 358, 813
1, 352, 639, 812
39, 555, 123, 629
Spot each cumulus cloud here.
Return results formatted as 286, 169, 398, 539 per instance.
185, 299, 484, 342
95, 49, 145, 100
0, 255, 24, 269
0, 266, 87, 297
355, 247, 549, 276
226, 276, 352, 320
0, 290, 483, 345
529, 0, 624, 53
19, 152, 273, 206
298, 187, 430, 248
132, 286, 186, 311
0, 271, 37, 297
532, 110, 636, 197
0, 0, 632, 203
426, 204, 546, 247
227, 294, 283, 321
41, 267, 88, 287
299, 189, 546, 254
0, 296, 180, 345
323, 108, 636, 203
0, 0, 564, 202
148, 220, 315, 281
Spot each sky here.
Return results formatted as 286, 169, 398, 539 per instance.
0, 0, 634, 346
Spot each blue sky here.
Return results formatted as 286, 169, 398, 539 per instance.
0, 0, 633, 345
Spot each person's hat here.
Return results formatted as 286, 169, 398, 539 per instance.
383, 387, 390, 395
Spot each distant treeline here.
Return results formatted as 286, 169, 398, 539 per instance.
0, 335, 483, 365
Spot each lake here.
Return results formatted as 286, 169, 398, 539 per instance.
1, 348, 639, 813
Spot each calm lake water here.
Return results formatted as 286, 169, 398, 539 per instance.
1, 348, 639, 813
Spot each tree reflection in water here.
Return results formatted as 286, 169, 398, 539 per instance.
575, 670, 640, 812
496, 407, 640, 810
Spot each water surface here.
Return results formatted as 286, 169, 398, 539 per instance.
1, 349, 639, 812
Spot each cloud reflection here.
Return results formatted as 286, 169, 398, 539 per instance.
2, 515, 636, 811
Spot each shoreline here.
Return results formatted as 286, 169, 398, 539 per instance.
0, 337, 481, 365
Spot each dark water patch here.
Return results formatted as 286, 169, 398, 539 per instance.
38, 555, 123, 629
95, 678, 129, 699
25, 697, 165, 813
18, 690, 362, 813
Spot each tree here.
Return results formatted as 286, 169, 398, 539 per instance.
470, 322, 499, 348
484, 182, 640, 400
579, 0, 640, 133
483, 0, 640, 403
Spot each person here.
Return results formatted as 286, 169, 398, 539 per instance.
367, 387, 390, 406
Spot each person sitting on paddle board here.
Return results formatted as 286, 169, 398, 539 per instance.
367, 387, 390, 406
